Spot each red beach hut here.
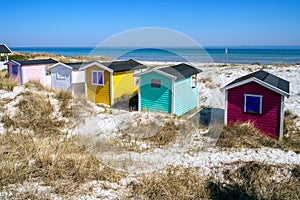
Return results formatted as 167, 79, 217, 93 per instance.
221, 70, 290, 140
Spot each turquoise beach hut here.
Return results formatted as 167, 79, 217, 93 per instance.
135, 63, 202, 116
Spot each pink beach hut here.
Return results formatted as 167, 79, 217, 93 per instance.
5, 58, 58, 86
221, 70, 290, 140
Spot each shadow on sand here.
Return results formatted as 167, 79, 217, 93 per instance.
189, 107, 225, 138
112, 94, 138, 112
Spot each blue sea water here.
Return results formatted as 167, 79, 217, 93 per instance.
11, 46, 300, 64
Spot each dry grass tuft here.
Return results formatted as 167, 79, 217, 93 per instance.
217, 122, 279, 148
109, 119, 181, 152
128, 166, 209, 199
283, 110, 300, 153
0, 132, 125, 195
199, 77, 212, 83
0, 86, 125, 196
212, 161, 300, 199
9, 52, 112, 63
129, 162, 300, 200
55, 90, 73, 118
217, 114, 300, 153
2, 91, 63, 136
199, 77, 220, 89
24, 80, 52, 92
0, 70, 17, 91
147, 120, 179, 146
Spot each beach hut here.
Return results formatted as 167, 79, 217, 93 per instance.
5, 58, 58, 86
135, 63, 202, 116
0, 44, 12, 62
49, 61, 89, 91
220, 70, 290, 140
0, 44, 12, 70
79, 59, 147, 106
49, 62, 73, 90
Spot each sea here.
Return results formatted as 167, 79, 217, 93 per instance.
10, 46, 300, 64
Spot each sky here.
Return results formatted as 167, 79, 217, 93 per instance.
0, 0, 300, 47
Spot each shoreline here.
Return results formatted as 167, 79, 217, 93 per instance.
4, 51, 300, 66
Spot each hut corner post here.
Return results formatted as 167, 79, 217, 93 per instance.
279, 95, 285, 141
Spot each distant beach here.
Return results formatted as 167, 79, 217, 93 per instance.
11, 46, 300, 64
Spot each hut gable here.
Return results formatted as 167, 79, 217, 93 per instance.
221, 70, 290, 140
79, 60, 147, 106
5, 58, 58, 86
135, 63, 202, 116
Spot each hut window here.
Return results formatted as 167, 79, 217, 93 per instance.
244, 94, 262, 114
57, 69, 66, 79
151, 79, 161, 88
12, 65, 18, 75
92, 70, 104, 86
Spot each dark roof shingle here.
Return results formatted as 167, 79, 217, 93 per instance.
102, 59, 147, 72
0, 44, 12, 54
17, 58, 58, 66
159, 63, 202, 80
225, 70, 290, 94
65, 61, 94, 69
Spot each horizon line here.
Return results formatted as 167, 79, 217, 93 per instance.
9, 45, 300, 49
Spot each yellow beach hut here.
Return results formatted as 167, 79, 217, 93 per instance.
79, 59, 147, 106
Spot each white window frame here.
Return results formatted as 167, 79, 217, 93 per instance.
191, 75, 197, 88
56, 68, 66, 80
92, 70, 104, 86
151, 79, 161, 88
244, 94, 263, 114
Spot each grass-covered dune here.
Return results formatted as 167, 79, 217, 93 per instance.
8, 51, 112, 63
0, 65, 299, 199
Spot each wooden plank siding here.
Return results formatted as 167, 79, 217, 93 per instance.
22, 65, 51, 86
50, 65, 72, 90
227, 82, 281, 138
140, 71, 172, 113
113, 71, 137, 101
174, 77, 198, 116
7, 62, 22, 85
7, 61, 51, 86
86, 65, 111, 106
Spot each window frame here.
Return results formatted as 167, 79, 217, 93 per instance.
244, 94, 263, 114
151, 79, 161, 88
56, 68, 67, 80
134, 76, 139, 86
92, 70, 104, 86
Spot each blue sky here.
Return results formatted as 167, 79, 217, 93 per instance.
1, 0, 300, 47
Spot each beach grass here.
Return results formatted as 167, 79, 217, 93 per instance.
128, 162, 300, 200
0, 88, 125, 196
217, 115, 300, 153
8, 52, 112, 63
0, 70, 17, 91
